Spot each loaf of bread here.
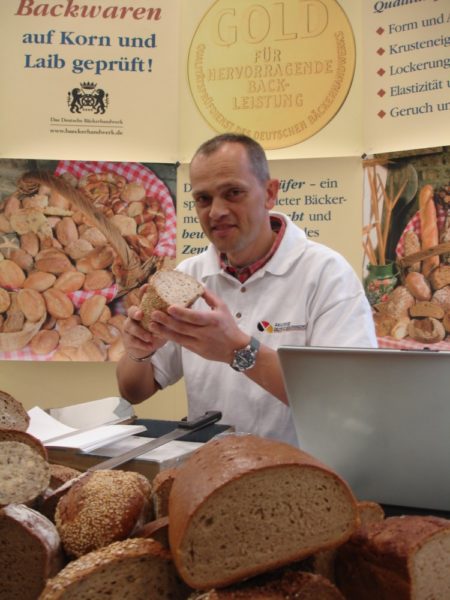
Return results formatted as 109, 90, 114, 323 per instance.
151, 466, 178, 518
429, 265, 450, 291
0, 390, 30, 431
0, 430, 50, 506
0, 503, 64, 600
189, 570, 345, 599
409, 301, 444, 319
403, 230, 421, 272
335, 515, 450, 599
140, 269, 204, 330
419, 184, 440, 278
407, 317, 446, 343
55, 470, 152, 557
168, 434, 358, 590
132, 515, 169, 548
383, 286, 415, 320
404, 271, 431, 301
39, 538, 191, 599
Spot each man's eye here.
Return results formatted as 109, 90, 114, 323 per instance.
195, 196, 210, 207
227, 189, 243, 200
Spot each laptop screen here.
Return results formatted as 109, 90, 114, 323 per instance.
278, 346, 450, 512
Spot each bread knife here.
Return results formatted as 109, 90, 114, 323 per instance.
88, 410, 222, 471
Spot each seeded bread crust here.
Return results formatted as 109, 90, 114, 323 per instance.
0, 504, 64, 600
335, 515, 450, 600
55, 470, 153, 558
0, 390, 30, 431
169, 434, 358, 590
140, 270, 204, 330
39, 538, 190, 600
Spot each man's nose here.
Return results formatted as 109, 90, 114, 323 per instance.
209, 196, 229, 220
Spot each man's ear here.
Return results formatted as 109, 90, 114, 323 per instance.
265, 178, 279, 210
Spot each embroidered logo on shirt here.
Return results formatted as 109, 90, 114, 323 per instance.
257, 320, 306, 333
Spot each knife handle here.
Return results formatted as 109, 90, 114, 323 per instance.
177, 411, 222, 430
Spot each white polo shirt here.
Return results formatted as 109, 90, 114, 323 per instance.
151, 213, 377, 446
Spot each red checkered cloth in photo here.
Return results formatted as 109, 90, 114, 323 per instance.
378, 336, 450, 352
395, 203, 446, 258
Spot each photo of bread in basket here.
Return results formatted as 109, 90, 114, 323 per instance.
0, 160, 177, 361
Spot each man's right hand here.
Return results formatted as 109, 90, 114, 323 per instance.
122, 304, 165, 361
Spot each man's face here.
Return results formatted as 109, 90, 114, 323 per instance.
189, 142, 278, 266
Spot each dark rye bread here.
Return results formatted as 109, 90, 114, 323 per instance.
335, 515, 450, 599
0, 430, 50, 507
189, 570, 345, 599
168, 434, 358, 590
55, 470, 153, 558
151, 466, 178, 518
0, 504, 64, 600
0, 390, 30, 431
39, 538, 191, 600
132, 515, 170, 548
140, 269, 204, 330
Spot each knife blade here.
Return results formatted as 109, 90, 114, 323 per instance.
88, 410, 222, 471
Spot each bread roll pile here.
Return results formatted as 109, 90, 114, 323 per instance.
1, 392, 449, 599
374, 184, 450, 344
0, 168, 167, 359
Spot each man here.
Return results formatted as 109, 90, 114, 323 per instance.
116, 134, 377, 445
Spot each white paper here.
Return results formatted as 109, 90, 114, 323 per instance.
49, 397, 135, 429
27, 406, 146, 452
86, 435, 203, 463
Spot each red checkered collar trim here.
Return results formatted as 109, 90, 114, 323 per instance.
220, 215, 286, 283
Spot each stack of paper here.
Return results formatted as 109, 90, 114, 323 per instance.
27, 406, 147, 453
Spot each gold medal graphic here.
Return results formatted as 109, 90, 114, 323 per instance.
188, 0, 356, 150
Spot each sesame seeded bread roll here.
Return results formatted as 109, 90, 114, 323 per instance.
39, 538, 191, 600
335, 515, 450, 600
0, 504, 64, 600
0, 431, 50, 507
168, 434, 358, 591
0, 390, 30, 431
54, 470, 152, 558
140, 270, 204, 331
189, 570, 345, 599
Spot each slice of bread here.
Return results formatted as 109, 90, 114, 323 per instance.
40, 538, 191, 600
168, 434, 358, 590
140, 270, 204, 330
0, 503, 64, 600
0, 431, 50, 507
0, 390, 30, 431
335, 515, 450, 599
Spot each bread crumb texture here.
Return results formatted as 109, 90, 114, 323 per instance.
0, 441, 50, 506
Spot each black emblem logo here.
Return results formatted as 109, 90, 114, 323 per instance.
68, 82, 109, 114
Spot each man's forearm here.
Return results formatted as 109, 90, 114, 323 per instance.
244, 344, 289, 406
116, 353, 160, 405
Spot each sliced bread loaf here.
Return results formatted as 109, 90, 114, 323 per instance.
55, 470, 152, 557
140, 269, 204, 330
0, 504, 64, 600
0, 390, 30, 431
335, 515, 450, 599
39, 538, 191, 599
0, 430, 50, 507
168, 434, 358, 590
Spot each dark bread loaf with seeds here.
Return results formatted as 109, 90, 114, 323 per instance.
140, 269, 204, 331
0, 430, 50, 507
39, 538, 191, 600
169, 434, 358, 590
0, 390, 30, 431
0, 503, 64, 600
54, 470, 152, 557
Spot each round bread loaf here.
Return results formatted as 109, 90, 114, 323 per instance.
140, 269, 204, 331
40, 538, 190, 600
55, 470, 152, 557
190, 570, 345, 599
0, 431, 50, 506
169, 434, 358, 590
0, 504, 64, 600
0, 390, 30, 431
407, 317, 446, 343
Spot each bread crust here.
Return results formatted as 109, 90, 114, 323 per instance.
0, 390, 30, 431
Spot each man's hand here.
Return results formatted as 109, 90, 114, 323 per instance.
147, 289, 249, 364
122, 287, 166, 360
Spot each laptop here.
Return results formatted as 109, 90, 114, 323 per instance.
278, 346, 450, 512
